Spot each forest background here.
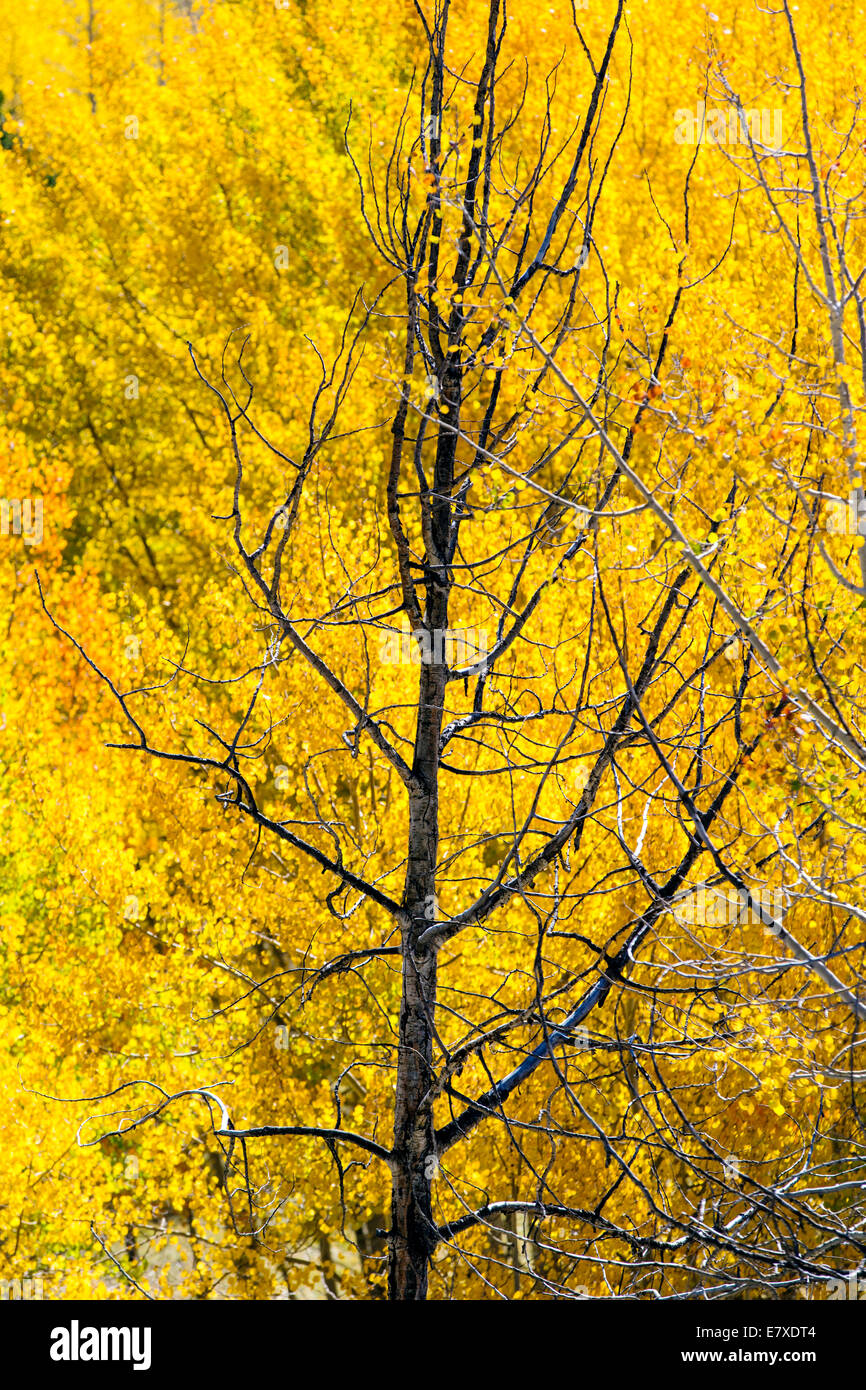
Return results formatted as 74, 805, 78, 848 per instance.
1, 0, 866, 1301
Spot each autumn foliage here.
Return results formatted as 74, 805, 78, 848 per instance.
1, 0, 865, 1300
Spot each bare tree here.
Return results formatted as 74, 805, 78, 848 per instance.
39, 0, 866, 1301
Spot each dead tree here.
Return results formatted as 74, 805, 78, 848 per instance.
40, 0, 866, 1300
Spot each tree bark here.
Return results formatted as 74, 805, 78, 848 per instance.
389, 657, 446, 1299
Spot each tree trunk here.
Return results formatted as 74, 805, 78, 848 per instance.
389, 931, 438, 1299
388, 636, 447, 1299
